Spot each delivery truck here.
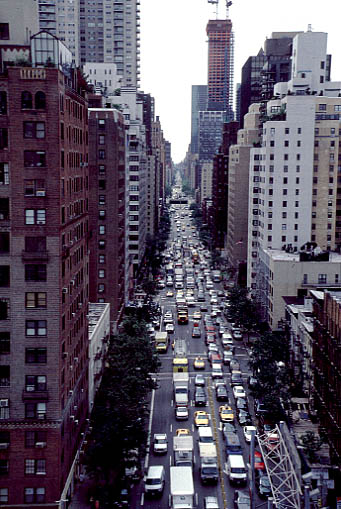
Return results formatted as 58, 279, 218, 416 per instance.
199, 443, 219, 484
155, 331, 169, 353
170, 466, 194, 509
173, 436, 194, 467
173, 372, 189, 407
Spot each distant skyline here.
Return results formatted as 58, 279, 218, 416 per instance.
140, 0, 341, 163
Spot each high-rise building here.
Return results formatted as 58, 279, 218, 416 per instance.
191, 85, 207, 154
198, 110, 224, 161
211, 121, 238, 249
0, 30, 89, 506
239, 32, 300, 127
88, 108, 126, 331
206, 19, 234, 118
38, 0, 80, 65
247, 30, 341, 328
79, 0, 140, 87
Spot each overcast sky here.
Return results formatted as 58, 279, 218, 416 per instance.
140, 0, 341, 163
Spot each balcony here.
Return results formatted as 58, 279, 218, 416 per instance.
22, 250, 49, 262
22, 390, 48, 401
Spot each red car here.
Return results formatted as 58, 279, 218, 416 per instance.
252, 450, 265, 471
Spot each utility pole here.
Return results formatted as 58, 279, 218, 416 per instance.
250, 429, 256, 509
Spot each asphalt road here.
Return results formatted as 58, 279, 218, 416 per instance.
130, 208, 264, 509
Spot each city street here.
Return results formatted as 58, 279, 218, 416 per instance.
129, 202, 263, 509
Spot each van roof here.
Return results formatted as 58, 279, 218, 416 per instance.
147, 465, 164, 476
198, 426, 213, 436
228, 454, 245, 466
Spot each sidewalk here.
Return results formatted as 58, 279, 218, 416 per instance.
68, 476, 93, 509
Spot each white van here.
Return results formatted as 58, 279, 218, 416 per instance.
227, 455, 247, 484
198, 426, 214, 443
144, 465, 165, 495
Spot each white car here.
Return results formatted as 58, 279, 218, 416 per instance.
233, 385, 246, 399
175, 406, 189, 420
165, 323, 174, 333
153, 433, 168, 454
243, 426, 257, 443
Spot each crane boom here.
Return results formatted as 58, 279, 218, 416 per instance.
207, 0, 232, 19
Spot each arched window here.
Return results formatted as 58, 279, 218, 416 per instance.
35, 91, 46, 110
21, 91, 32, 109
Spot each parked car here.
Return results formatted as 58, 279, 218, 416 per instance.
237, 409, 253, 426
233, 385, 246, 400
195, 374, 206, 387
255, 470, 272, 499
234, 490, 250, 509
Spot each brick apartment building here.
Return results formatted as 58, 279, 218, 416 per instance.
211, 121, 238, 249
311, 290, 341, 469
0, 31, 89, 507
88, 108, 126, 331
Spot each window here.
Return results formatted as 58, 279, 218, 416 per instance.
0, 488, 8, 503
99, 135, 105, 145
99, 225, 105, 235
295, 212, 299, 219
283, 189, 287, 195
285, 128, 290, 135
25, 431, 47, 448
25, 210, 46, 225
99, 165, 106, 175
99, 254, 105, 264
0, 459, 8, 475
282, 212, 287, 219
0, 163, 9, 185
98, 269, 105, 278
284, 140, 289, 147
21, 91, 33, 109
24, 179, 45, 197
0, 366, 9, 387
98, 180, 106, 190
98, 150, 105, 159
334, 105, 341, 112
0, 128, 8, 149
25, 375, 46, 392
24, 151, 46, 167
319, 104, 327, 111
295, 189, 300, 195
0, 92, 6, 115
25, 459, 46, 475
0, 23, 9, 40
25, 292, 46, 309
24, 122, 45, 139
99, 195, 105, 205
0, 399, 9, 420
282, 224, 287, 230
296, 154, 301, 161
98, 283, 105, 293
35, 92, 46, 110
25, 265, 46, 282
284, 154, 288, 161
98, 240, 105, 250
0, 266, 9, 287
24, 487, 45, 503
25, 321, 47, 337
98, 119, 106, 129
282, 201, 287, 207
281, 236, 286, 242
318, 274, 327, 284
0, 333, 10, 354
267, 236, 272, 242
0, 233, 9, 253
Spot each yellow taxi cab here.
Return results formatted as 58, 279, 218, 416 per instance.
166, 290, 174, 297
176, 428, 190, 437
194, 411, 209, 427
193, 311, 202, 320
193, 356, 205, 370
219, 405, 234, 423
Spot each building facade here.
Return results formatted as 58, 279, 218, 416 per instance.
88, 108, 126, 330
191, 85, 207, 154
0, 32, 89, 506
206, 19, 234, 118
79, 0, 140, 87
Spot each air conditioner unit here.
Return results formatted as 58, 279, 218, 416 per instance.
69, 240, 73, 246
35, 442, 46, 448
36, 220, 45, 225
71, 279, 75, 285
78, 303, 82, 308
74, 357, 78, 363
70, 415, 75, 420
69, 365, 73, 370
62, 287, 68, 294
72, 313, 75, 317
74, 405, 78, 411
0, 399, 8, 407
0, 443, 9, 449
69, 390, 73, 395
62, 352, 68, 359
36, 190, 46, 197
74, 419, 79, 425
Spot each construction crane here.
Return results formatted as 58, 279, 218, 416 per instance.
207, 0, 232, 19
